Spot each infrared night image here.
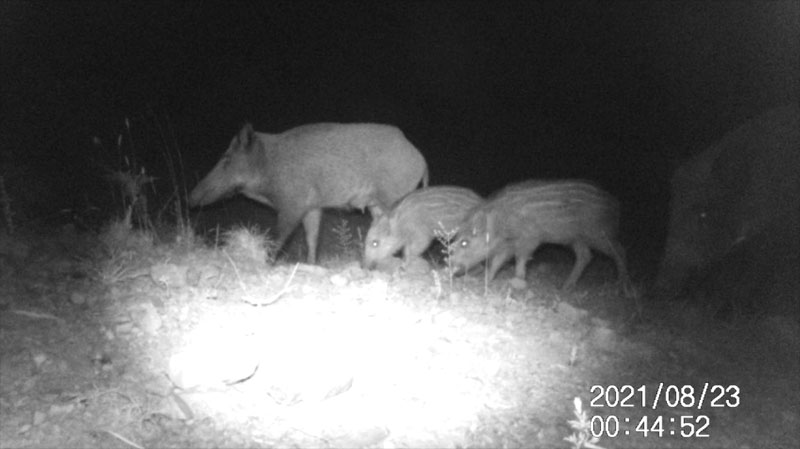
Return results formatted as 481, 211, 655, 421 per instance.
1, 2, 797, 447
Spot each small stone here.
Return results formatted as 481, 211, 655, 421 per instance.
33, 411, 46, 426
69, 291, 86, 305
32, 353, 47, 368
330, 273, 348, 287
131, 301, 162, 335
48, 403, 75, 416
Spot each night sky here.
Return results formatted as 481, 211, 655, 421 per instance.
2, 1, 798, 269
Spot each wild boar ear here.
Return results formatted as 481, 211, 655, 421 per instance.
238, 123, 255, 148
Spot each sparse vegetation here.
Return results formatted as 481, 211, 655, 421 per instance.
483, 225, 491, 297
97, 210, 154, 253
221, 225, 276, 265
98, 118, 156, 232
564, 397, 606, 449
217, 225, 275, 294
331, 217, 363, 261
94, 212, 155, 285
433, 221, 459, 290
92, 115, 194, 245
95, 247, 139, 285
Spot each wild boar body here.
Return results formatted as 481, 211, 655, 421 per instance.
451, 180, 628, 289
189, 123, 428, 262
363, 186, 482, 268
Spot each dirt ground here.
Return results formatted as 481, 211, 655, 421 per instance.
0, 223, 798, 449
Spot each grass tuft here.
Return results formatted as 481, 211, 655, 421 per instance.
331, 217, 363, 261
433, 221, 459, 290
564, 397, 606, 449
221, 225, 276, 264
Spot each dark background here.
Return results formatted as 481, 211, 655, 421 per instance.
2, 1, 798, 274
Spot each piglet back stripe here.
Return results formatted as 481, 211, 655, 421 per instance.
494, 181, 615, 209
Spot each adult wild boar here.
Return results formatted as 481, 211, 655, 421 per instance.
653, 103, 800, 316
450, 180, 629, 290
189, 123, 428, 263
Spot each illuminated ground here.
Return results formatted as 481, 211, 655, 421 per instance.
0, 224, 797, 448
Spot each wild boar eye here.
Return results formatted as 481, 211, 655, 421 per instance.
460, 239, 469, 248
370, 240, 379, 247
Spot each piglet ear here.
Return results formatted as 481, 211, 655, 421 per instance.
238, 123, 255, 147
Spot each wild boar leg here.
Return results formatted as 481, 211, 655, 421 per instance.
403, 227, 432, 264
609, 242, 630, 286
301, 208, 323, 263
488, 244, 514, 280
274, 210, 304, 261
563, 241, 592, 290
513, 239, 541, 281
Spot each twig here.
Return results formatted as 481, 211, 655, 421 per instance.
102, 429, 145, 449
10, 310, 65, 323
242, 263, 299, 306
222, 249, 247, 293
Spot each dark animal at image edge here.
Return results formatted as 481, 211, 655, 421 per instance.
189, 123, 429, 263
363, 186, 483, 269
653, 103, 800, 316
450, 180, 630, 290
